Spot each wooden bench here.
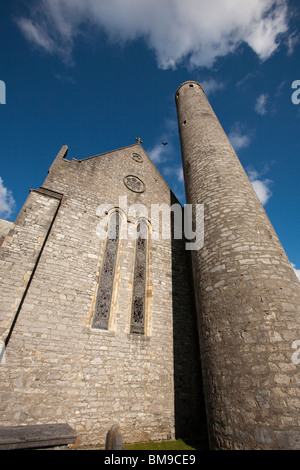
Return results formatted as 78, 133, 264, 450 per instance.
0, 423, 77, 450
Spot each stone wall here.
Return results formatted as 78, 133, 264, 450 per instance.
0, 189, 62, 344
175, 81, 300, 450
0, 144, 203, 446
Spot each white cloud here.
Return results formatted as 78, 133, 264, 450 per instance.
291, 263, 300, 282
176, 167, 184, 182
236, 72, 256, 87
247, 166, 273, 205
0, 177, 15, 219
243, 0, 289, 60
250, 179, 273, 205
228, 123, 251, 151
162, 165, 183, 182
147, 143, 167, 164
201, 78, 225, 95
286, 31, 299, 56
255, 93, 269, 115
16, 18, 56, 53
16, 0, 291, 69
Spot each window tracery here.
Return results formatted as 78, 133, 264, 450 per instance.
130, 221, 148, 334
92, 212, 120, 330
124, 175, 145, 193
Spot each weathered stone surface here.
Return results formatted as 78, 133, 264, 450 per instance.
1, 81, 298, 450
105, 424, 123, 450
0, 143, 203, 447
175, 81, 300, 450
0, 423, 77, 450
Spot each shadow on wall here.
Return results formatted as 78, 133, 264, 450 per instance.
170, 192, 208, 444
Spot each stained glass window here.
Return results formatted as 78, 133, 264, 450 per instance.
130, 221, 148, 334
92, 212, 120, 330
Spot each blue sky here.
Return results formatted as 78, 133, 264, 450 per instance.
0, 0, 299, 278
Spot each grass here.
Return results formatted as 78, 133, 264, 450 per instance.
124, 438, 209, 451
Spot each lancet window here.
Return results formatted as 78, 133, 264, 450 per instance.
130, 220, 148, 334
92, 212, 121, 330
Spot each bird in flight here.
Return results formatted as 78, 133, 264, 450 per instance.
161, 142, 168, 146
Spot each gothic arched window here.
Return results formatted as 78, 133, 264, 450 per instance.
130, 220, 148, 334
92, 211, 121, 330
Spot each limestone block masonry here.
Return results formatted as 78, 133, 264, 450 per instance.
0, 143, 203, 447
175, 81, 300, 449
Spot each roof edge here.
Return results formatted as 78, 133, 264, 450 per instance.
73, 143, 143, 162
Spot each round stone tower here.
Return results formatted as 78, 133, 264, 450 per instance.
175, 81, 300, 450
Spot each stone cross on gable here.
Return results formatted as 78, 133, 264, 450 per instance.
135, 137, 143, 144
